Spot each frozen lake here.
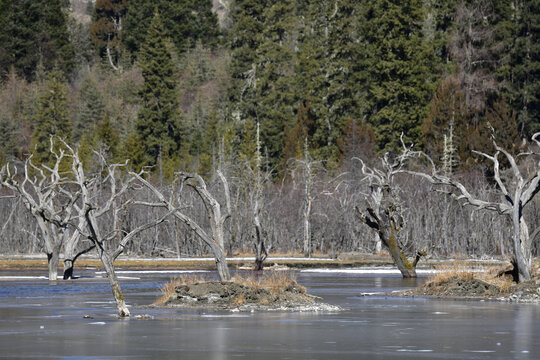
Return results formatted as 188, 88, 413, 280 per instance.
0, 268, 538, 359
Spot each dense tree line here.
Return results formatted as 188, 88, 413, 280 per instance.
0, 0, 538, 262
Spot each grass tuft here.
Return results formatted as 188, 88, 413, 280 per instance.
155, 274, 207, 305
232, 271, 305, 296
425, 261, 515, 293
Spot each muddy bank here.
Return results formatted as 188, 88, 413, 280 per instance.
158, 279, 340, 312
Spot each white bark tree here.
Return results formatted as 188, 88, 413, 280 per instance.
0, 141, 92, 280
133, 170, 232, 281
56, 141, 170, 316
408, 132, 540, 282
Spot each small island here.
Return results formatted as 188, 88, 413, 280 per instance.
397, 262, 540, 303
154, 272, 340, 312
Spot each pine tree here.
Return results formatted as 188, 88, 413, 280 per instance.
31, 70, 71, 166
0, 0, 75, 80
124, 0, 220, 57
422, 77, 469, 167
294, 1, 363, 165
227, 0, 268, 124
75, 76, 105, 142
135, 11, 182, 169
504, 0, 540, 137
255, 0, 298, 168
358, 0, 437, 151
281, 99, 316, 168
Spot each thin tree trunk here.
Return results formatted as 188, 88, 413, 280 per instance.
253, 199, 267, 271
303, 199, 312, 257
100, 251, 130, 317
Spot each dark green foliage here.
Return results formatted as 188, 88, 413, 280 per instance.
124, 0, 220, 57
255, 0, 297, 168
358, 0, 437, 151
75, 76, 105, 142
227, 0, 268, 122
281, 99, 317, 168
0, 0, 75, 80
503, 0, 540, 137
134, 11, 182, 169
30, 70, 72, 166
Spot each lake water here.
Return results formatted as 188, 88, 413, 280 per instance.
0, 268, 538, 359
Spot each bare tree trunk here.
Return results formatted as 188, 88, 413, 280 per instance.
213, 224, 231, 281
47, 249, 60, 281
383, 222, 417, 278
99, 250, 130, 317
513, 212, 531, 282
63, 243, 95, 280
374, 233, 382, 254
303, 198, 312, 257
253, 199, 267, 271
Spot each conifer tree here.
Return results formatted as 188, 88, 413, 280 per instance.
504, 0, 540, 137
255, 0, 297, 167
0, 0, 75, 80
135, 11, 182, 169
31, 70, 71, 166
358, 0, 436, 151
75, 76, 105, 142
295, 0, 361, 165
124, 0, 220, 57
228, 0, 268, 124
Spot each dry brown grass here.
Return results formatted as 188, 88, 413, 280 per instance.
425, 261, 475, 286
155, 275, 207, 305
425, 261, 515, 293
232, 271, 305, 296
232, 294, 246, 306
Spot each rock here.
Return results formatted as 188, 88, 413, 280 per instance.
135, 314, 153, 320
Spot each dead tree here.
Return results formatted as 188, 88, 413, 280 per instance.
133, 170, 232, 281
290, 139, 321, 258
0, 143, 89, 280
58, 143, 169, 316
239, 122, 271, 270
408, 132, 540, 282
354, 141, 426, 278
292, 139, 345, 258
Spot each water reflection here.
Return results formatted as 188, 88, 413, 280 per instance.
514, 305, 533, 359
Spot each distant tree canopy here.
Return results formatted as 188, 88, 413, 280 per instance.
0, 0, 75, 80
90, 0, 128, 65
0, 0, 537, 175
124, 0, 220, 57
31, 70, 71, 167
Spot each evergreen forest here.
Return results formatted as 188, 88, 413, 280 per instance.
0, 0, 539, 263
